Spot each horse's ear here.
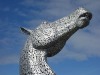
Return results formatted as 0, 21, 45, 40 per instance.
20, 27, 32, 35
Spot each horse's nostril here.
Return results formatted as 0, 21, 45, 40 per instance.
79, 12, 92, 20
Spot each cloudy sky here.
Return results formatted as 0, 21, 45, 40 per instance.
0, 0, 100, 75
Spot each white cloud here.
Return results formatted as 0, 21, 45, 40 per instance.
69, 26, 100, 56
23, 19, 43, 29
48, 48, 88, 63
3, 7, 10, 12
18, 11, 27, 17
0, 20, 25, 65
0, 55, 19, 65
20, 0, 100, 19
21, 0, 49, 8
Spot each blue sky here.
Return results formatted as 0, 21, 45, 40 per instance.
0, 0, 100, 75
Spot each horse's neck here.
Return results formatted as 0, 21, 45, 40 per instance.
20, 38, 55, 75
24, 38, 47, 61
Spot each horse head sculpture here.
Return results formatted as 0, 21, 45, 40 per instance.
20, 7, 92, 75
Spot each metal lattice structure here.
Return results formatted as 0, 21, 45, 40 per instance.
20, 7, 92, 75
